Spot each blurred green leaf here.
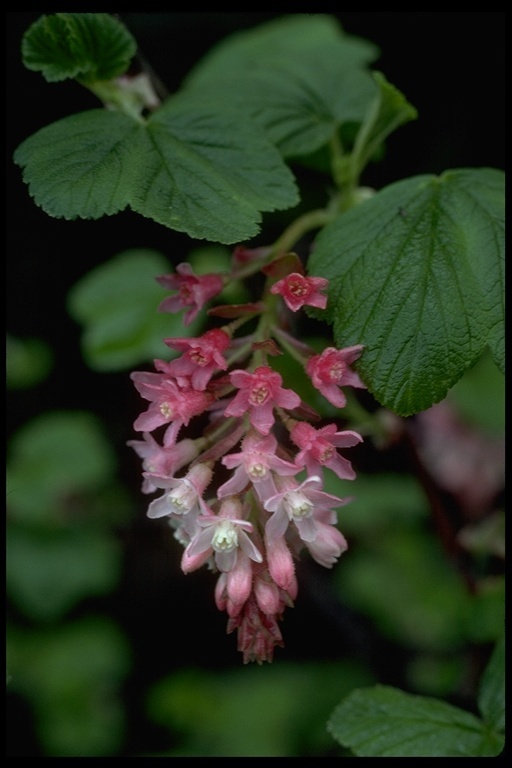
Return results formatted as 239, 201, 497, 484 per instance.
328, 684, 503, 756
184, 14, 365, 85
447, 350, 504, 435
7, 411, 116, 525
463, 577, 505, 644
335, 528, 472, 651
6, 334, 54, 389
67, 249, 194, 371
405, 654, 465, 698
458, 512, 505, 561
21, 13, 136, 83
7, 525, 122, 621
7, 617, 130, 756
323, 472, 429, 537
478, 634, 505, 733
147, 660, 375, 757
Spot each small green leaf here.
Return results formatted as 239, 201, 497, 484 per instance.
14, 99, 298, 243
478, 635, 505, 734
309, 168, 504, 415
350, 71, 418, 178
328, 685, 503, 757
21, 13, 136, 83
66, 249, 198, 371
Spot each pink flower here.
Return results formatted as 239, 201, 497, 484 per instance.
131, 367, 214, 438
264, 532, 296, 591
156, 263, 224, 325
163, 328, 231, 390
226, 592, 285, 664
270, 272, 329, 312
225, 574, 297, 664
127, 431, 199, 493
214, 552, 254, 616
264, 476, 350, 542
290, 421, 362, 480
306, 345, 365, 408
145, 463, 213, 537
305, 519, 348, 568
225, 365, 301, 435
217, 431, 299, 500
182, 498, 263, 573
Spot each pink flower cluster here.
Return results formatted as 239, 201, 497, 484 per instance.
129, 254, 366, 663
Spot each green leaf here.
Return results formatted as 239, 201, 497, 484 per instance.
447, 350, 504, 435
6, 411, 116, 525
140, 94, 298, 239
328, 685, 503, 757
21, 13, 136, 83
309, 168, 505, 415
14, 99, 298, 243
184, 15, 379, 158
14, 110, 141, 219
478, 635, 505, 734
6, 334, 53, 389
184, 14, 373, 86
66, 249, 199, 371
322, 472, 428, 537
335, 528, 471, 652
350, 71, 418, 179
148, 661, 375, 757
7, 526, 121, 621
7, 618, 129, 756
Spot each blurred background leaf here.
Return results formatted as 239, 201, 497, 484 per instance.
7, 410, 118, 524
66, 249, 200, 371
6, 334, 54, 389
146, 660, 375, 756
7, 617, 130, 756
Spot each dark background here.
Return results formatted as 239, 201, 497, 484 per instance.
6, 12, 505, 757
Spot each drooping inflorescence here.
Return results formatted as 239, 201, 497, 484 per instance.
128, 248, 366, 663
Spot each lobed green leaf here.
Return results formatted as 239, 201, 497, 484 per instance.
21, 13, 136, 83
13, 97, 298, 243
183, 15, 380, 158
183, 14, 374, 86
309, 168, 504, 415
328, 685, 504, 757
